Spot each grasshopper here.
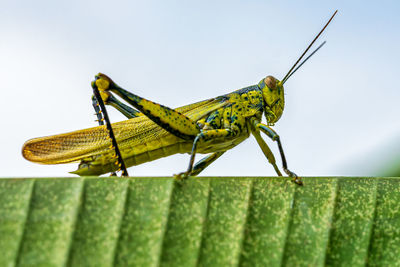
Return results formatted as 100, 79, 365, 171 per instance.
22, 11, 337, 185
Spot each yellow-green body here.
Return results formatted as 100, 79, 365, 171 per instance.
22, 11, 337, 185
23, 76, 283, 176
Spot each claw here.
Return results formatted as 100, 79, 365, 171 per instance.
292, 176, 303, 186
284, 168, 303, 186
174, 172, 190, 181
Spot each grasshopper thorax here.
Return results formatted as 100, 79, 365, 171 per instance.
258, 76, 285, 125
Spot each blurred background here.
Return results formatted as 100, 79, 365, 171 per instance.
1, 0, 399, 177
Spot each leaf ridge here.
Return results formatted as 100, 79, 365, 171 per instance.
14, 179, 35, 267
366, 179, 379, 265
195, 179, 213, 267
237, 178, 254, 267
280, 183, 298, 267
323, 179, 340, 266
112, 179, 131, 266
65, 178, 85, 267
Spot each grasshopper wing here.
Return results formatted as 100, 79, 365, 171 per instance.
22, 116, 164, 164
22, 96, 229, 166
175, 97, 229, 121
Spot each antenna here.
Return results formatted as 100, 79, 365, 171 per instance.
284, 41, 326, 82
281, 10, 337, 85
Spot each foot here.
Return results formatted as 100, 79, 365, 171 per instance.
174, 171, 190, 181
284, 168, 303, 186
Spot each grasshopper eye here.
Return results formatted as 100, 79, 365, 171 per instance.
265, 76, 277, 90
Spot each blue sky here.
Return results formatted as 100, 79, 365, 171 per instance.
1, 1, 400, 177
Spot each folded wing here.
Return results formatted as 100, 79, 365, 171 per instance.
22, 97, 228, 164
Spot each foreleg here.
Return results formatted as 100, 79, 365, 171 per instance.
254, 121, 302, 185
251, 128, 282, 176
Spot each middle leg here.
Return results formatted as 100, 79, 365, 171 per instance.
175, 129, 234, 180
190, 151, 225, 176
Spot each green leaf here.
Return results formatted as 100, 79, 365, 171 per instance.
0, 177, 399, 266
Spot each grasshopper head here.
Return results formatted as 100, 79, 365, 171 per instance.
258, 76, 284, 124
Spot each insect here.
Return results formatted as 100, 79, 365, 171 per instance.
22, 11, 337, 185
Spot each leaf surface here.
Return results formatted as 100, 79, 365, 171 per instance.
0, 177, 399, 267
